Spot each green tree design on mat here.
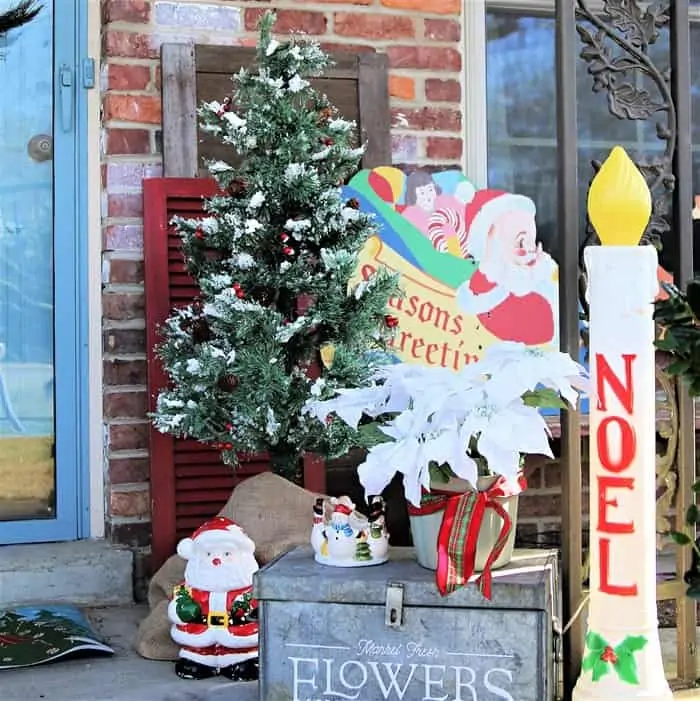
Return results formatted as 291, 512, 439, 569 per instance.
581, 631, 647, 685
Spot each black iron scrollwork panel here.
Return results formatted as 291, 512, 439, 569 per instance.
575, 0, 675, 323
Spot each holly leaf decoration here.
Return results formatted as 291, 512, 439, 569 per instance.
585, 632, 607, 652
613, 635, 647, 685
620, 635, 647, 654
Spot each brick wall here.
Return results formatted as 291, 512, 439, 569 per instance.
100, 0, 464, 555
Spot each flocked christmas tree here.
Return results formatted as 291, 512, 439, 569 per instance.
152, 12, 400, 480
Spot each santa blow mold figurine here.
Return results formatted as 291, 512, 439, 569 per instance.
168, 516, 259, 681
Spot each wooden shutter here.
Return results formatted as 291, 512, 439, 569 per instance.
161, 44, 391, 178
143, 178, 328, 568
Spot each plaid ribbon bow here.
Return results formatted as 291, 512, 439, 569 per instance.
408, 475, 526, 599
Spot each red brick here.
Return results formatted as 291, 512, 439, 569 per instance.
106, 64, 151, 91
109, 457, 150, 485
110, 488, 151, 518
103, 0, 151, 23
103, 31, 157, 59
244, 8, 327, 35
103, 293, 145, 321
106, 128, 151, 155
108, 258, 144, 284
334, 13, 414, 39
387, 45, 461, 71
320, 42, 376, 54
104, 390, 148, 419
424, 18, 461, 42
393, 107, 461, 131
381, 0, 459, 12
107, 194, 144, 219
104, 358, 147, 385
103, 328, 146, 355
426, 137, 463, 160
425, 78, 462, 102
518, 493, 562, 519
103, 95, 161, 124
389, 75, 415, 100
106, 520, 152, 547
109, 422, 149, 451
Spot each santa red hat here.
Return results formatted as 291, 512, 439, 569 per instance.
464, 189, 536, 261
177, 516, 255, 560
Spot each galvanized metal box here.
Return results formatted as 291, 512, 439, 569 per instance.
254, 546, 559, 701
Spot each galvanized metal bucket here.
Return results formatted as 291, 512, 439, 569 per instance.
409, 476, 519, 572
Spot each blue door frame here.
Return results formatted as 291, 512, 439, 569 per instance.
0, 0, 90, 544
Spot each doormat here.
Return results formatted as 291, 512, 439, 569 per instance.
0, 605, 113, 669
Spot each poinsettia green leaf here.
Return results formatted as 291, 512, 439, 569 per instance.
586, 632, 607, 652
591, 659, 610, 682
613, 649, 640, 685
581, 651, 599, 673
620, 635, 647, 654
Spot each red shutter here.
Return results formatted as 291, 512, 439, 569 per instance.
143, 178, 267, 568
144, 178, 326, 568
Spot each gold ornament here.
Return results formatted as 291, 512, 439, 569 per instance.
320, 343, 336, 369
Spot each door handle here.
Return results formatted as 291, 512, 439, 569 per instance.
59, 64, 74, 132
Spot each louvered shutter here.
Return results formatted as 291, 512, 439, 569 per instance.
144, 178, 330, 568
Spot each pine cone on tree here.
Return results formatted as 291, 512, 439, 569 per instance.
191, 318, 211, 344
218, 375, 239, 392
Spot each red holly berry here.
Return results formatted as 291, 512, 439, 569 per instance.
223, 442, 233, 450
225, 423, 233, 431
195, 229, 204, 240
600, 646, 617, 664
279, 233, 289, 242
282, 246, 295, 256
232, 282, 241, 291
235, 288, 245, 299
322, 136, 334, 146
384, 314, 399, 328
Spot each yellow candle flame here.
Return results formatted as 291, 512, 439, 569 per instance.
587, 146, 652, 246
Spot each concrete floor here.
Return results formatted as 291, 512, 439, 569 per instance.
0, 604, 698, 700
0, 605, 256, 701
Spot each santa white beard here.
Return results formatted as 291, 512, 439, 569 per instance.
481, 248, 552, 297
185, 552, 259, 593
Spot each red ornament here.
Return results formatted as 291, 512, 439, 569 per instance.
195, 228, 204, 240
600, 646, 618, 664
282, 246, 295, 256
225, 423, 233, 431
384, 315, 399, 328
279, 233, 289, 242
217, 96, 233, 117
232, 282, 241, 290
322, 136, 334, 147
235, 288, 245, 299
223, 442, 233, 450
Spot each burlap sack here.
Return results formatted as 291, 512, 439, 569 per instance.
135, 472, 325, 660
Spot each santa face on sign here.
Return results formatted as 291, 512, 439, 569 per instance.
167, 516, 259, 682
456, 190, 557, 347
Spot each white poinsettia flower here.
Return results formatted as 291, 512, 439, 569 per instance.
476, 341, 588, 407
423, 426, 478, 488
304, 383, 383, 429
460, 397, 553, 483
359, 411, 432, 507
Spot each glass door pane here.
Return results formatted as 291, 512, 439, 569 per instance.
0, 1, 55, 521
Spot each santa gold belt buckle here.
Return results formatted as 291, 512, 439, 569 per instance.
207, 611, 227, 627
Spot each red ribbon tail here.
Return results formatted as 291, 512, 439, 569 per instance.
475, 501, 511, 600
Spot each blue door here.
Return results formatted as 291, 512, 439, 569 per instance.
0, 0, 88, 543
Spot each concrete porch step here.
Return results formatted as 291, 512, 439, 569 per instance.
1, 605, 256, 701
0, 540, 134, 607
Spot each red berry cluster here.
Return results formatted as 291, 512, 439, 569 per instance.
232, 282, 245, 299
279, 232, 295, 257
195, 226, 204, 240
384, 315, 399, 328
216, 96, 233, 118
